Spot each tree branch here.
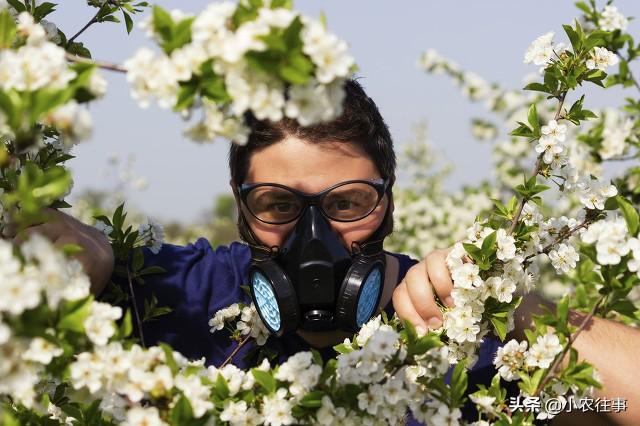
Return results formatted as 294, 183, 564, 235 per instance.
127, 267, 146, 348
507, 92, 567, 235
524, 215, 596, 263
533, 294, 606, 396
68, 4, 109, 44
65, 52, 127, 73
220, 334, 252, 368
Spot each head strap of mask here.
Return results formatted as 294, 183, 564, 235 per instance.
237, 185, 394, 336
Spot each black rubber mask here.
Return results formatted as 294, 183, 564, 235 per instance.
248, 205, 386, 336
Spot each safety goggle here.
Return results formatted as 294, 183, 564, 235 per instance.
238, 178, 389, 225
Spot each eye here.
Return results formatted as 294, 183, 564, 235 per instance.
334, 199, 354, 210
271, 203, 294, 213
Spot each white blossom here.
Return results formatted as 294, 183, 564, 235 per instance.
494, 339, 527, 381
578, 180, 617, 210
22, 337, 63, 364
84, 302, 122, 346
261, 388, 295, 426
600, 5, 628, 32
138, 217, 164, 254
548, 243, 580, 274
430, 404, 462, 426
209, 303, 241, 332
496, 228, 516, 261
94, 220, 113, 236
0, 40, 76, 92
451, 263, 483, 289
525, 332, 563, 369
586, 47, 619, 72
524, 32, 555, 66
122, 407, 167, 426
174, 374, 214, 418
44, 100, 93, 143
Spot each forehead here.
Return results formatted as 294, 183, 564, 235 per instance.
246, 136, 380, 193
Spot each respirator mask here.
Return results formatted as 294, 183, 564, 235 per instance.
237, 178, 392, 336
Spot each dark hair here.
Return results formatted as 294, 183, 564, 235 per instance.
228, 78, 396, 188
228, 78, 396, 245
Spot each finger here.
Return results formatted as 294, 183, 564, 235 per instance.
403, 262, 443, 328
13, 221, 62, 245
426, 250, 455, 308
392, 280, 428, 332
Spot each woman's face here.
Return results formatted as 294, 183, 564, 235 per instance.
240, 136, 389, 249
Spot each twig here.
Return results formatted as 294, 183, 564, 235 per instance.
220, 334, 252, 368
127, 267, 147, 348
524, 217, 595, 262
603, 154, 638, 162
65, 52, 127, 73
533, 294, 605, 396
507, 92, 567, 235
615, 53, 640, 93
68, 3, 109, 44
508, 157, 542, 235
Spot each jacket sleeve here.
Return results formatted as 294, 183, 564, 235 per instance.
107, 239, 252, 362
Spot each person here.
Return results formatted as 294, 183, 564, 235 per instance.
18, 79, 640, 424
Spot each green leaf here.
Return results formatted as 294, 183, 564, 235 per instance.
30, 88, 74, 122
555, 295, 570, 334
163, 17, 194, 53
297, 390, 324, 408
481, 230, 497, 257
132, 247, 145, 272
160, 343, 178, 375
6, 0, 26, 13
271, 0, 292, 8
518, 368, 545, 395
143, 295, 172, 322
609, 299, 638, 319
333, 342, 353, 354
138, 265, 167, 276
34, 2, 57, 20
152, 5, 173, 36
490, 315, 508, 341
615, 195, 639, 235
523, 82, 549, 93
563, 24, 582, 52
123, 10, 133, 34
526, 104, 540, 136
57, 296, 93, 332
410, 333, 442, 356
450, 360, 468, 406
585, 30, 608, 50
118, 309, 133, 338
510, 121, 534, 138
213, 373, 230, 399
1, 411, 20, 426
61, 243, 84, 256
575, 1, 591, 15
174, 82, 198, 111
310, 348, 323, 366
112, 202, 125, 231
170, 395, 194, 424
0, 9, 17, 48
252, 368, 276, 393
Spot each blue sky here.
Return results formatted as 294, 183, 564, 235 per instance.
50, 1, 640, 221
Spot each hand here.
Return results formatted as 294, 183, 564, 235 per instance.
12, 208, 114, 295
392, 248, 457, 334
